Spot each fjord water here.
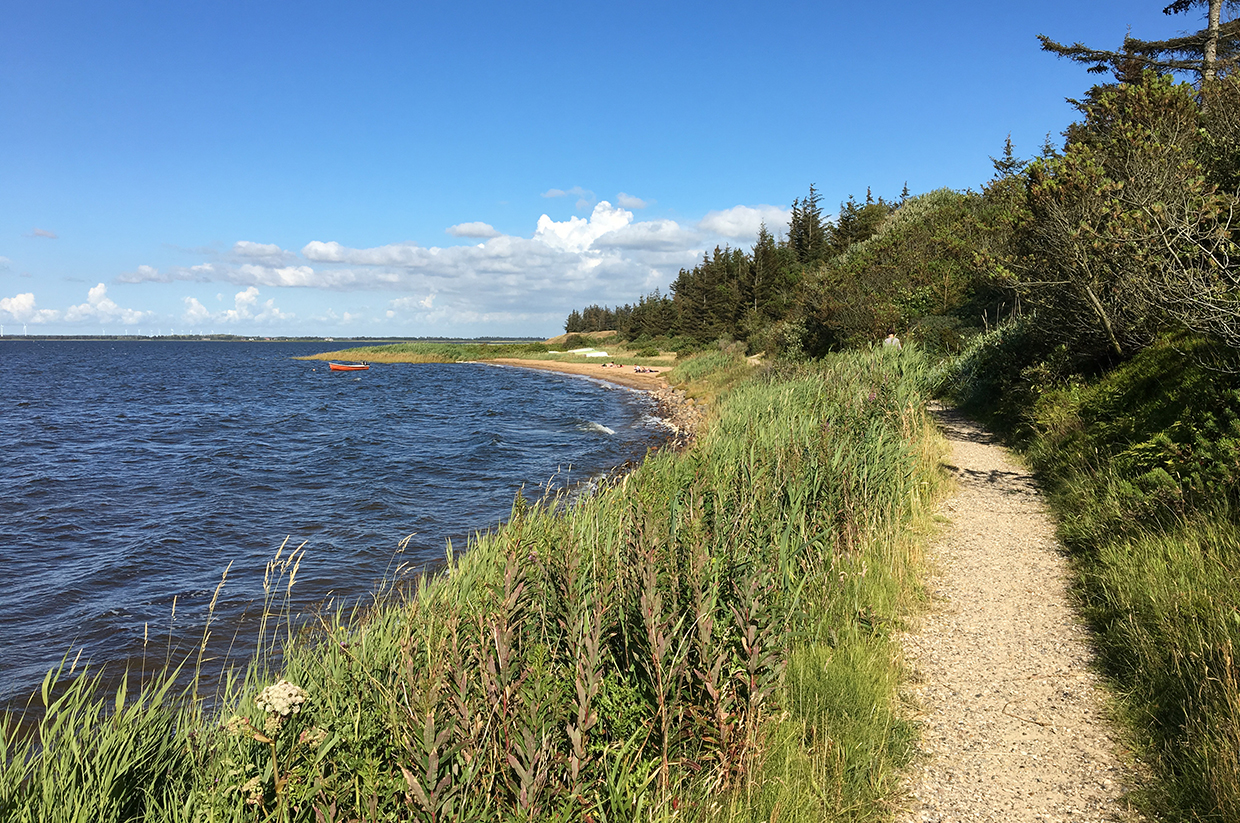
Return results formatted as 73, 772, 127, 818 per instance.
1, 341, 663, 705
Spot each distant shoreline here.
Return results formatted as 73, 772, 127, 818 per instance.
300, 348, 705, 444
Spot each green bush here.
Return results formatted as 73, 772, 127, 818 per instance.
561, 334, 596, 350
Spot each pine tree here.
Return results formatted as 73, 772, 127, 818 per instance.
990, 134, 1029, 178
787, 185, 827, 265
1039, 0, 1238, 82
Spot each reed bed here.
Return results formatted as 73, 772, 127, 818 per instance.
0, 348, 944, 822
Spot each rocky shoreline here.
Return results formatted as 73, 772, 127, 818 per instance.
648, 383, 705, 451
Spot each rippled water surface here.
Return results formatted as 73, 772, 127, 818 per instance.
1, 341, 662, 703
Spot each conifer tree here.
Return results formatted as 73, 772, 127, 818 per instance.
787, 185, 827, 265
1039, 0, 1237, 82
990, 134, 1028, 178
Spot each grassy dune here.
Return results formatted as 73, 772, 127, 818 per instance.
1, 348, 945, 822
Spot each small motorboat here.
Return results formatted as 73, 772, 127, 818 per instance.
328, 362, 370, 371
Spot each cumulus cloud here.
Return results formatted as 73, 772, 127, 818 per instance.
27, 228, 58, 239
63, 283, 148, 325
0, 292, 60, 323
616, 193, 650, 209
182, 288, 292, 326
235, 263, 320, 287
301, 241, 425, 267
183, 296, 213, 326
226, 287, 290, 323
446, 222, 501, 238
534, 201, 633, 253
119, 200, 731, 332
698, 205, 792, 241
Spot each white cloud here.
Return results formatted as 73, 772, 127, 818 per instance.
181, 287, 292, 326
100, 197, 802, 335
534, 201, 633, 253
594, 218, 696, 251
232, 241, 295, 265
616, 192, 650, 209
542, 186, 596, 210
63, 283, 148, 325
183, 297, 213, 325
27, 228, 57, 239
302, 241, 424, 267
446, 222, 500, 238
698, 205, 792, 241
0, 256, 10, 271
117, 263, 216, 284
0, 292, 60, 323
236, 263, 320, 287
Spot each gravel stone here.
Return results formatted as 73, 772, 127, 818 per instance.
895, 404, 1144, 823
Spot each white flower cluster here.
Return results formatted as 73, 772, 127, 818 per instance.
254, 680, 308, 717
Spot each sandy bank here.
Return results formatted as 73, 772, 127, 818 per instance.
486, 357, 668, 390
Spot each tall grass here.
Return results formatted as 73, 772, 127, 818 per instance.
1, 348, 944, 822
666, 347, 755, 402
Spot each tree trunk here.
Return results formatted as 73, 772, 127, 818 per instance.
1205, 0, 1221, 81
1083, 283, 1124, 357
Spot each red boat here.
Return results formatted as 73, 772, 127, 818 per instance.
328, 362, 370, 371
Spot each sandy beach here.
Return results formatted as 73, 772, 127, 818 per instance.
487, 358, 670, 391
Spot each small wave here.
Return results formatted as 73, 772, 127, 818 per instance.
581, 421, 615, 436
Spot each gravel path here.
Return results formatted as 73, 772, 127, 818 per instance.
896, 404, 1142, 823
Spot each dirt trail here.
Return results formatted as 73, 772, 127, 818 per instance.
897, 404, 1141, 823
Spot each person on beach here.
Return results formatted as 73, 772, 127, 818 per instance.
882, 329, 902, 351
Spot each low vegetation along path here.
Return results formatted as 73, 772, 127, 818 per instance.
897, 404, 1138, 823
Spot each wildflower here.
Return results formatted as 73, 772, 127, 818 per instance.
299, 726, 329, 747
255, 679, 308, 717
223, 715, 251, 736
241, 776, 264, 806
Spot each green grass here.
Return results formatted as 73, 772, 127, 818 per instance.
2, 347, 945, 822
666, 348, 756, 402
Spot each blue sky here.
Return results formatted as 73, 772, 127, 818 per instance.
0, 0, 1207, 338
